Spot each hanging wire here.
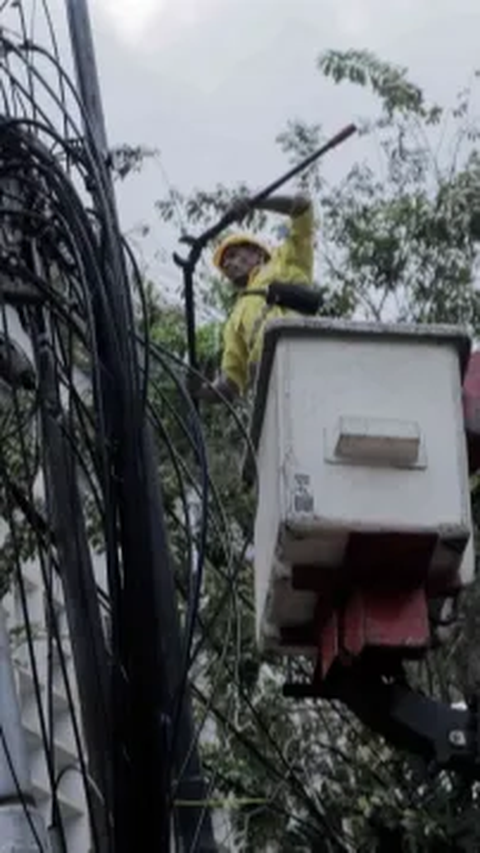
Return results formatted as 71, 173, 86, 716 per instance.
0, 5, 386, 853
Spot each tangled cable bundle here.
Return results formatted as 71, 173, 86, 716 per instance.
0, 4, 369, 852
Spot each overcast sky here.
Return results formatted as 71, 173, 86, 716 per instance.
36, 0, 480, 293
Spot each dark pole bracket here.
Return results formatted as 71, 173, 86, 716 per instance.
284, 663, 480, 779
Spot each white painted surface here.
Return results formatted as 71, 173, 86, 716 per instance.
332, 415, 422, 467
252, 320, 474, 652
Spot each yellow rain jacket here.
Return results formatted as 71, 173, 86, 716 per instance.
221, 206, 314, 394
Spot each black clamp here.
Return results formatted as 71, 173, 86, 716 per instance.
284, 661, 480, 780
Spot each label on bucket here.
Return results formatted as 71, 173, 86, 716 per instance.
292, 473, 314, 515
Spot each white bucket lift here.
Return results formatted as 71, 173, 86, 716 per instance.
243, 318, 474, 679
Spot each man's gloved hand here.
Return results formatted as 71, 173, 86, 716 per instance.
193, 379, 218, 403
191, 374, 240, 404
225, 196, 253, 224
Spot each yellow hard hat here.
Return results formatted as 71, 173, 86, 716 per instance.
212, 233, 271, 272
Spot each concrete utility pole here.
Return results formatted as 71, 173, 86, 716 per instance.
0, 602, 49, 851
63, 1, 217, 849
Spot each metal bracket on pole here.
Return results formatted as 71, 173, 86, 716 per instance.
284, 660, 480, 780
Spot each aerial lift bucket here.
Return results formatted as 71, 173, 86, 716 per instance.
243, 317, 474, 682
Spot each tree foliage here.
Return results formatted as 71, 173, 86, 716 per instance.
148, 50, 480, 850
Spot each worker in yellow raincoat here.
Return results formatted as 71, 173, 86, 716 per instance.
199, 193, 314, 402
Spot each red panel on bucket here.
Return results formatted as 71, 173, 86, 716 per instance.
315, 610, 339, 681
343, 531, 438, 588
342, 587, 429, 656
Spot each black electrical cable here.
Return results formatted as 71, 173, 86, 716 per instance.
142, 343, 253, 573
146, 381, 228, 573
43, 548, 67, 853
148, 380, 326, 852
32, 308, 113, 838
149, 373, 209, 797
0, 726, 46, 852
143, 345, 256, 653
145, 349, 250, 659
148, 461, 239, 794
41, 552, 104, 849
0, 34, 103, 174
4, 361, 100, 849
34, 0, 70, 144
173, 609, 237, 817
15, 1, 38, 126
42, 568, 108, 851
142, 342, 210, 640
0, 36, 199, 848
0, 221, 109, 539
0, 125, 124, 612
0, 123, 117, 848
201, 757, 340, 849
0, 135, 128, 404
0, 22, 134, 853
191, 682, 351, 851
0, 447, 72, 849
120, 233, 151, 415
167, 542, 351, 851
144, 347, 255, 685
145, 334, 259, 484
0, 113, 214, 852
0, 14, 362, 853
138, 318, 257, 852
146, 403, 195, 589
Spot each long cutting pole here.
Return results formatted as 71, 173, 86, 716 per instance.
174, 123, 357, 378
